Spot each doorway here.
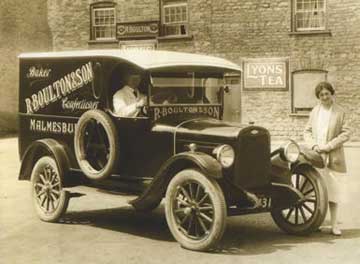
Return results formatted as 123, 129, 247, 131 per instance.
223, 73, 241, 123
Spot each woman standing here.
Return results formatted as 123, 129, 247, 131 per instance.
304, 81, 351, 236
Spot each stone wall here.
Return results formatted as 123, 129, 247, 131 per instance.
47, 0, 360, 141
160, 0, 360, 141
0, 0, 52, 133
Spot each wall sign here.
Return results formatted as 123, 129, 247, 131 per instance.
117, 21, 159, 39
119, 39, 157, 50
243, 58, 288, 90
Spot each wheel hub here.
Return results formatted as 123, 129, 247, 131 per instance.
184, 207, 192, 215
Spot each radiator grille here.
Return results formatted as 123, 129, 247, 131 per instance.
232, 126, 271, 189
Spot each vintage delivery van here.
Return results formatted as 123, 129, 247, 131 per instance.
18, 50, 327, 251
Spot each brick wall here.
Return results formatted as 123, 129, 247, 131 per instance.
47, 0, 360, 141
0, 0, 52, 132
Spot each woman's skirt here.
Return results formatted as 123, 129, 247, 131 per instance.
318, 167, 347, 204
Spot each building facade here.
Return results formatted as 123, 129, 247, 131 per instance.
0, 0, 52, 133
14, 0, 360, 140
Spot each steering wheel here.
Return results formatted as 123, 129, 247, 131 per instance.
163, 93, 178, 104
151, 92, 178, 104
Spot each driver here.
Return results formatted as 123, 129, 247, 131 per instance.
113, 73, 147, 117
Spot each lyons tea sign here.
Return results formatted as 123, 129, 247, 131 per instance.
244, 58, 288, 90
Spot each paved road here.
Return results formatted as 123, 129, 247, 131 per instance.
1, 137, 360, 264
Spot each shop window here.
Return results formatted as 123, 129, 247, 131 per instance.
161, 0, 188, 36
90, 2, 116, 41
293, 0, 326, 31
292, 70, 327, 114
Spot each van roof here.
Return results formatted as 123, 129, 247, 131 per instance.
18, 49, 242, 72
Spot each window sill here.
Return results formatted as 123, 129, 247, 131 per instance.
288, 30, 332, 36
289, 113, 310, 117
88, 39, 118, 44
157, 34, 193, 41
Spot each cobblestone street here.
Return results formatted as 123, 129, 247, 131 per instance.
1, 137, 360, 264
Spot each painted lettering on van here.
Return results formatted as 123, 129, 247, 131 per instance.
153, 106, 220, 121
24, 62, 93, 114
62, 97, 99, 111
29, 118, 77, 134
27, 66, 52, 78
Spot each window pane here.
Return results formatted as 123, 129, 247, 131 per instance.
92, 7, 116, 40
165, 15, 170, 23
295, 0, 326, 30
182, 12, 187, 21
296, 0, 326, 11
180, 24, 187, 35
297, 1, 303, 10
293, 71, 326, 111
162, 2, 188, 36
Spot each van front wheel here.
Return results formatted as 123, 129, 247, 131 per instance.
165, 169, 226, 251
31, 156, 69, 222
271, 167, 328, 235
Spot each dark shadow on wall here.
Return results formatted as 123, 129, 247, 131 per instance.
0, 0, 52, 132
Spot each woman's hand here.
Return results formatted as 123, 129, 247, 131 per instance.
316, 144, 331, 153
313, 145, 321, 153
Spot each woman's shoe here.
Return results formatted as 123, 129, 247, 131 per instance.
315, 226, 324, 232
331, 227, 342, 236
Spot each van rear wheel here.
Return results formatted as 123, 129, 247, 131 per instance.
31, 156, 69, 222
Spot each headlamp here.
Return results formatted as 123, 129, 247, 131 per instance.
283, 140, 300, 163
213, 144, 235, 168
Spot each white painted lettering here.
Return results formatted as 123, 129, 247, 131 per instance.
24, 62, 94, 114
25, 98, 33, 114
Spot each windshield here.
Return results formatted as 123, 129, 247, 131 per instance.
149, 72, 224, 106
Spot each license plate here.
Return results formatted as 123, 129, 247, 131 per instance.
259, 197, 271, 209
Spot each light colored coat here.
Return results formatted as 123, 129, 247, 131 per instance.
113, 85, 146, 117
304, 103, 351, 173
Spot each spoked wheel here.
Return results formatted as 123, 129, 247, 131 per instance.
271, 166, 328, 235
31, 156, 69, 222
165, 169, 226, 251
74, 110, 119, 180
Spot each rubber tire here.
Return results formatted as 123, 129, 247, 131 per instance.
165, 169, 227, 251
271, 166, 328, 235
31, 156, 70, 222
74, 109, 119, 180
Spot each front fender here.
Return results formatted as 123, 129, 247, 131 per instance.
270, 146, 320, 185
270, 151, 292, 185
130, 151, 222, 211
19, 139, 72, 186
271, 153, 314, 190
168, 151, 223, 179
